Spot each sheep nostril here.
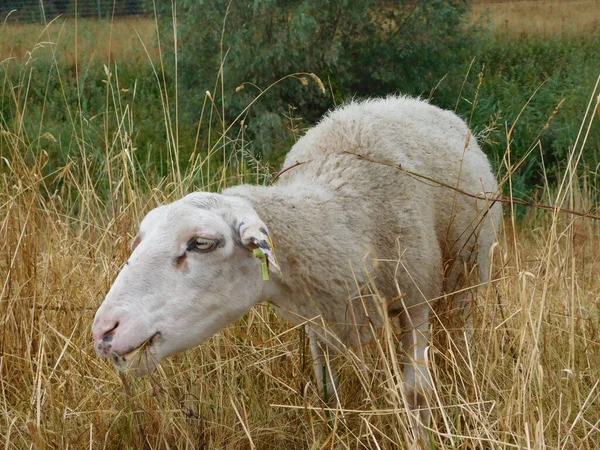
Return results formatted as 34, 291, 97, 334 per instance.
95, 320, 119, 343
103, 321, 119, 340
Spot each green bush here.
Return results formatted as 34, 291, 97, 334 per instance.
456, 35, 600, 199
162, 0, 476, 158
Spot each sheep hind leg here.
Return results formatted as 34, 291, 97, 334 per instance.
463, 218, 497, 340
460, 230, 494, 341
446, 252, 478, 342
400, 304, 432, 436
307, 326, 340, 409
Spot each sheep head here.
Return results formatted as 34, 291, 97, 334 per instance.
91, 192, 280, 375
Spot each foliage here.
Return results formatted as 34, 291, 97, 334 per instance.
456, 35, 600, 199
2, 6, 599, 198
162, 0, 476, 158
0, 57, 168, 179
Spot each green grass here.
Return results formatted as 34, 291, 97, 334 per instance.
455, 35, 600, 198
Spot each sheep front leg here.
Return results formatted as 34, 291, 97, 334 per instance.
307, 326, 340, 408
401, 304, 432, 426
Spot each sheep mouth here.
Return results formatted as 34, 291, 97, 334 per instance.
112, 331, 162, 365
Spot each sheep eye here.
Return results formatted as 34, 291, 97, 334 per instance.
187, 237, 218, 253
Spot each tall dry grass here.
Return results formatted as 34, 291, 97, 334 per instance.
472, 0, 600, 37
1, 11, 600, 450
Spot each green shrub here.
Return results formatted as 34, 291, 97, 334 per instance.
456, 35, 600, 199
162, 0, 476, 159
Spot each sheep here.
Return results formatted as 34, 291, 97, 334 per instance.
92, 96, 501, 430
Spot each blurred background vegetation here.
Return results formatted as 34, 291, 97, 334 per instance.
1, 0, 600, 201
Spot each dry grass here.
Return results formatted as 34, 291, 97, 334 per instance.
1, 9, 600, 450
0, 16, 158, 65
472, 0, 600, 37
3, 106, 600, 448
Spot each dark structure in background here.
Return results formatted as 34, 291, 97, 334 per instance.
0, 0, 150, 22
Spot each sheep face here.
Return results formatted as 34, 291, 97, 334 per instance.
92, 193, 279, 375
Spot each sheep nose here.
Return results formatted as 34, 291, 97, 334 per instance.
93, 320, 119, 356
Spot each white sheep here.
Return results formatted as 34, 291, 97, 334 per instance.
93, 96, 501, 428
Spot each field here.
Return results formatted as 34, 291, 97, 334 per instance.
3, 1, 600, 63
472, 0, 600, 37
1, 1, 600, 449
0, 16, 158, 64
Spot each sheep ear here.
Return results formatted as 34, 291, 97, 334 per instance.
238, 219, 282, 279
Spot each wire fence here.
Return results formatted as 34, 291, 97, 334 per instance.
1, 0, 153, 23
